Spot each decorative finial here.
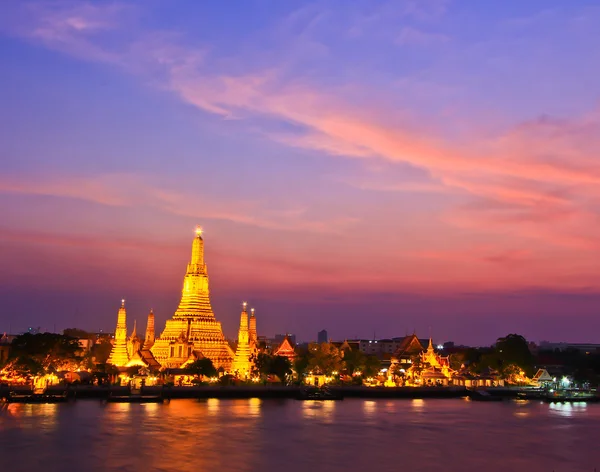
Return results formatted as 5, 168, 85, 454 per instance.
195, 225, 203, 237
251, 308, 255, 315
243, 301, 247, 308
121, 299, 125, 307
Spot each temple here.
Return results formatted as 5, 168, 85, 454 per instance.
274, 335, 296, 361
232, 302, 253, 378
151, 227, 234, 369
107, 300, 130, 367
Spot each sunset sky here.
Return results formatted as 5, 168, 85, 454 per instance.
1, 1, 600, 345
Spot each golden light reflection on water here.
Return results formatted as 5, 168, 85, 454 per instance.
207, 398, 220, 415
412, 398, 424, 412
301, 400, 335, 422
4, 403, 59, 431
363, 400, 376, 416
248, 398, 261, 417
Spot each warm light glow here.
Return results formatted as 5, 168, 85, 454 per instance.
195, 225, 203, 236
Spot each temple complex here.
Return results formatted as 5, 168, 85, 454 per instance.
107, 300, 130, 367
150, 227, 234, 370
232, 302, 253, 378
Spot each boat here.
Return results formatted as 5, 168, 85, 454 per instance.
297, 388, 344, 401
7, 391, 69, 404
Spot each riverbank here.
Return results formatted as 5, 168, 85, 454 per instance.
0, 384, 532, 400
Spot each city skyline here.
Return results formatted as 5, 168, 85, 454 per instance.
1, 1, 600, 344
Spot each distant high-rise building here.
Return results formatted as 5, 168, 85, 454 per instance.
318, 329, 328, 344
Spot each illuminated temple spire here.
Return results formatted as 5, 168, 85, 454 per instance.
249, 307, 257, 345
174, 225, 212, 319
144, 309, 155, 350
151, 226, 235, 369
232, 302, 252, 377
108, 299, 130, 367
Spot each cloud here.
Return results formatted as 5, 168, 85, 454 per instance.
2, 0, 600, 292
0, 173, 359, 235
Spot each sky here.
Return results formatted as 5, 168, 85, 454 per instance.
1, 0, 600, 345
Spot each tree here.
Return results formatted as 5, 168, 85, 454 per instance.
363, 355, 381, 377
186, 358, 217, 378
343, 349, 367, 375
9, 333, 83, 372
496, 334, 534, 376
251, 353, 292, 383
307, 343, 344, 375
91, 340, 113, 365
270, 356, 292, 383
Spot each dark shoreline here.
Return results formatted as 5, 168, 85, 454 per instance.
0, 385, 535, 401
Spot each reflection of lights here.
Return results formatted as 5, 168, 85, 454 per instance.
363, 400, 376, 415
248, 398, 261, 416
412, 398, 424, 411
207, 398, 220, 414
548, 401, 587, 418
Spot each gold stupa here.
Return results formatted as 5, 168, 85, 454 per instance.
151, 227, 234, 370
232, 302, 252, 378
107, 299, 130, 367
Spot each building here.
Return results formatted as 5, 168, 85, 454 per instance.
107, 303, 159, 369
232, 302, 253, 378
151, 227, 234, 370
274, 335, 296, 361
538, 341, 600, 354
107, 300, 130, 367
318, 329, 328, 344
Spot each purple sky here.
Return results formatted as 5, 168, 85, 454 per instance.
1, 1, 600, 345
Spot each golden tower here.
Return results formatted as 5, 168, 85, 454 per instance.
232, 302, 252, 378
108, 299, 130, 367
151, 226, 234, 369
249, 308, 257, 346
144, 309, 155, 350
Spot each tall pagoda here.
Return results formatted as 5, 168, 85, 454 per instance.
232, 302, 252, 378
151, 226, 234, 370
107, 299, 130, 367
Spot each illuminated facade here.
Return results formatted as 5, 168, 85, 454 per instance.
151, 227, 234, 370
274, 335, 296, 361
249, 308, 257, 346
107, 300, 130, 367
144, 309, 155, 350
232, 302, 252, 378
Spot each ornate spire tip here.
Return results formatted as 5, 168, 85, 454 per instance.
195, 225, 203, 237
121, 299, 125, 307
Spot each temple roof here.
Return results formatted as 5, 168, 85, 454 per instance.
274, 336, 296, 358
393, 334, 425, 358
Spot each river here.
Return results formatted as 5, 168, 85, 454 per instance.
0, 398, 598, 471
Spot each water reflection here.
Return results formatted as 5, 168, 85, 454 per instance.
411, 398, 425, 412
301, 400, 335, 422
2, 400, 600, 472
207, 398, 220, 415
363, 400, 376, 416
248, 398, 261, 417
3, 403, 59, 431
548, 402, 587, 417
